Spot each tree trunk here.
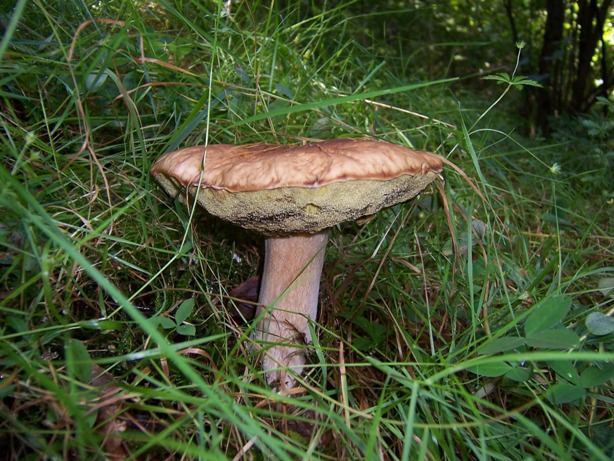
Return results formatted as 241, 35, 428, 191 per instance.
530, 0, 612, 136
570, 0, 612, 112
535, 0, 565, 135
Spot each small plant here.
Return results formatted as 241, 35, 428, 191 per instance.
471, 294, 614, 404
482, 42, 544, 91
152, 298, 197, 336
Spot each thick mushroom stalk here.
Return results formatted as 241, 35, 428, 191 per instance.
255, 232, 328, 388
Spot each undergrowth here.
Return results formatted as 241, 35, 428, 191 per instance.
1, 1, 612, 460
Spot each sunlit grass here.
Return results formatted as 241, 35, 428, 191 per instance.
1, 0, 612, 459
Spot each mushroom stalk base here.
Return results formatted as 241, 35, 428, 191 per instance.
254, 232, 328, 388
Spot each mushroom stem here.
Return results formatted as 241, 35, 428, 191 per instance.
255, 232, 328, 387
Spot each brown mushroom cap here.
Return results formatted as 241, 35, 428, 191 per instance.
151, 139, 443, 236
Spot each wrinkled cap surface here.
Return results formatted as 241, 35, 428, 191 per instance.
151, 139, 444, 236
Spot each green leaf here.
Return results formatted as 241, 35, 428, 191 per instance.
483, 73, 511, 84
547, 360, 580, 385
505, 366, 532, 382
510, 76, 543, 88
176, 298, 195, 325
352, 336, 377, 352
586, 312, 614, 336
66, 339, 92, 384
482, 73, 542, 89
581, 365, 614, 387
275, 83, 294, 99
176, 324, 196, 336
157, 317, 177, 330
355, 316, 386, 343
525, 329, 581, 349
81, 319, 124, 331
548, 382, 586, 405
478, 336, 526, 355
467, 362, 513, 377
524, 295, 572, 337
597, 278, 614, 298
84, 69, 109, 92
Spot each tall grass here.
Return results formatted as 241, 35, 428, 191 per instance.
1, 0, 612, 459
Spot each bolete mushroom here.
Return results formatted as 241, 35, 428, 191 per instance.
151, 138, 443, 389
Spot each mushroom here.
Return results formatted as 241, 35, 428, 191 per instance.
151, 138, 444, 389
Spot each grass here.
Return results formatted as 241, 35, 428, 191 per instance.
1, 0, 613, 459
